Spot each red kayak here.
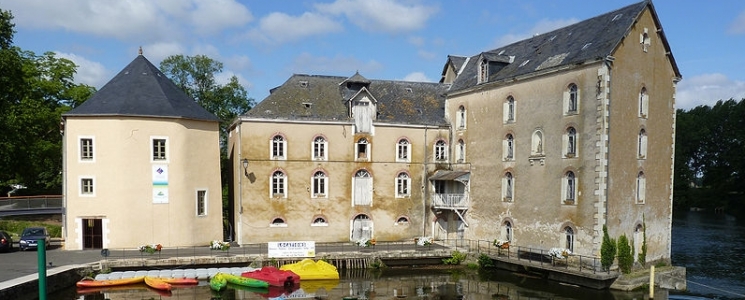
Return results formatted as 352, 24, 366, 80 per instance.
242, 266, 300, 287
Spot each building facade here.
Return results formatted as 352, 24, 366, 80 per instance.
62, 54, 223, 250
230, 0, 678, 263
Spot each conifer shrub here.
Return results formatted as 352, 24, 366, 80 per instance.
638, 218, 647, 266
617, 234, 634, 274
600, 225, 616, 271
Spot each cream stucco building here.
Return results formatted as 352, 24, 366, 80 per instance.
62, 54, 223, 250
228, 0, 679, 264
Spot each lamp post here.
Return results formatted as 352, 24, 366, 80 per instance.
241, 158, 249, 177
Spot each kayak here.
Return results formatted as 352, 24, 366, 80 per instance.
144, 276, 171, 291
210, 272, 269, 291
160, 277, 198, 285
209, 273, 228, 291
242, 266, 300, 287
76, 276, 144, 288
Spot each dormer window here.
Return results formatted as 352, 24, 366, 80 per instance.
479, 58, 488, 83
352, 97, 375, 133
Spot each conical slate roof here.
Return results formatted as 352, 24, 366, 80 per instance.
64, 54, 219, 122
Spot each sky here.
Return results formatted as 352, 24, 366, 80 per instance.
2, 0, 745, 110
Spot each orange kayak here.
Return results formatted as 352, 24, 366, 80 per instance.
76, 276, 144, 288
160, 277, 198, 285
144, 276, 172, 291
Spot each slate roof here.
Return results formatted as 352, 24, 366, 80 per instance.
449, 0, 680, 93
63, 55, 219, 122
245, 74, 448, 126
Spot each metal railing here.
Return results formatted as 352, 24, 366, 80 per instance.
441, 239, 610, 275
432, 194, 469, 209
0, 195, 63, 210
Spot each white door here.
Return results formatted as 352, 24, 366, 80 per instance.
353, 170, 372, 206
351, 215, 373, 240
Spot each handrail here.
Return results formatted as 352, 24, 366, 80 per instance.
0, 195, 63, 210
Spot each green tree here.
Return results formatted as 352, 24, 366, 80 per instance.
617, 234, 633, 274
0, 10, 95, 191
600, 225, 617, 271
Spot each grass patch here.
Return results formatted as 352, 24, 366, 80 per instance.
0, 219, 62, 239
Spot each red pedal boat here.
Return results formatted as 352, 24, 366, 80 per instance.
242, 266, 300, 287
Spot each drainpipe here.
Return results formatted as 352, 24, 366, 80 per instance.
422, 127, 428, 238
60, 117, 67, 248
236, 124, 243, 245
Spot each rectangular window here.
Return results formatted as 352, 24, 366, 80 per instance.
152, 138, 167, 161
197, 190, 207, 216
434, 141, 448, 161
80, 138, 94, 161
81, 178, 94, 195
313, 137, 327, 160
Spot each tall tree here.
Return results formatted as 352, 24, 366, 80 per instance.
0, 10, 95, 192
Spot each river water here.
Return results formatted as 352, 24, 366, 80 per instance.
51, 210, 744, 300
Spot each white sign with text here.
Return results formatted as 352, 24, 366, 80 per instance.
268, 241, 316, 258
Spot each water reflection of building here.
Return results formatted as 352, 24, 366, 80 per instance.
229, 0, 678, 266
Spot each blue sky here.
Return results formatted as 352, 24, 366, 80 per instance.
3, 0, 744, 110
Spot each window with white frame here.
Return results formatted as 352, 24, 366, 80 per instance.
356, 138, 370, 160
503, 172, 514, 202
313, 136, 327, 160
563, 171, 576, 203
504, 96, 515, 123
565, 127, 577, 157
80, 138, 94, 161
396, 172, 410, 198
311, 171, 328, 198
196, 190, 207, 216
271, 135, 286, 160
396, 138, 410, 162
271, 171, 286, 198
636, 171, 646, 204
504, 134, 514, 160
638, 129, 648, 159
565, 83, 579, 114
152, 138, 167, 161
639, 87, 649, 118
531, 130, 544, 156
457, 105, 466, 129
311, 216, 328, 226
457, 139, 465, 163
80, 177, 94, 196
396, 216, 409, 225
564, 226, 575, 252
479, 59, 488, 83
434, 140, 448, 161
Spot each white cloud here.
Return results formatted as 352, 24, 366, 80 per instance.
729, 10, 745, 34
417, 50, 437, 60
315, 0, 438, 33
289, 52, 383, 75
215, 71, 252, 90
408, 36, 425, 47
492, 18, 579, 48
53, 52, 111, 88
5, 0, 252, 42
141, 42, 187, 65
246, 12, 342, 44
676, 73, 745, 110
401, 72, 432, 82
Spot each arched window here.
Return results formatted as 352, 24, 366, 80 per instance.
504, 221, 513, 242
638, 129, 648, 158
396, 172, 410, 198
504, 134, 514, 160
531, 130, 544, 156
566, 127, 577, 157
457, 106, 466, 129
504, 96, 516, 122
313, 136, 327, 160
503, 172, 514, 202
479, 59, 488, 83
396, 216, 409, 225
564, 226, 574, 252
567, 84, 578, 113
640, 28, 651, 52
271, 218, 287, 227
434, 140, 448, 161
397, 138, 410, 162
639, 87, 649, 118
271, 135, 286, 159
564, 171, 576, 203
312, 216, 328, 226
636, 171, 646, 204
311, 171, 328, 198
271, 171, 286, 198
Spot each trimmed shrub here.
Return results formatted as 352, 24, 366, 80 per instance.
600, 225, 616, 271
617, 234, 634, 274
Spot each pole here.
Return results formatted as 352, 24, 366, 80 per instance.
649, 265, 655, 299
37, 239, 47, 300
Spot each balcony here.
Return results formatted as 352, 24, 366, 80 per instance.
432, 193, 469, 209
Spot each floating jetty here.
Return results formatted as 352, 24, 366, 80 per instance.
94, 266, 259, 281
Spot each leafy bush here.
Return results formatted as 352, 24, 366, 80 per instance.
478, 253, 495, 269
600, 225, 616, 271
617, 234, 634, 274
443, 250, 467, 265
